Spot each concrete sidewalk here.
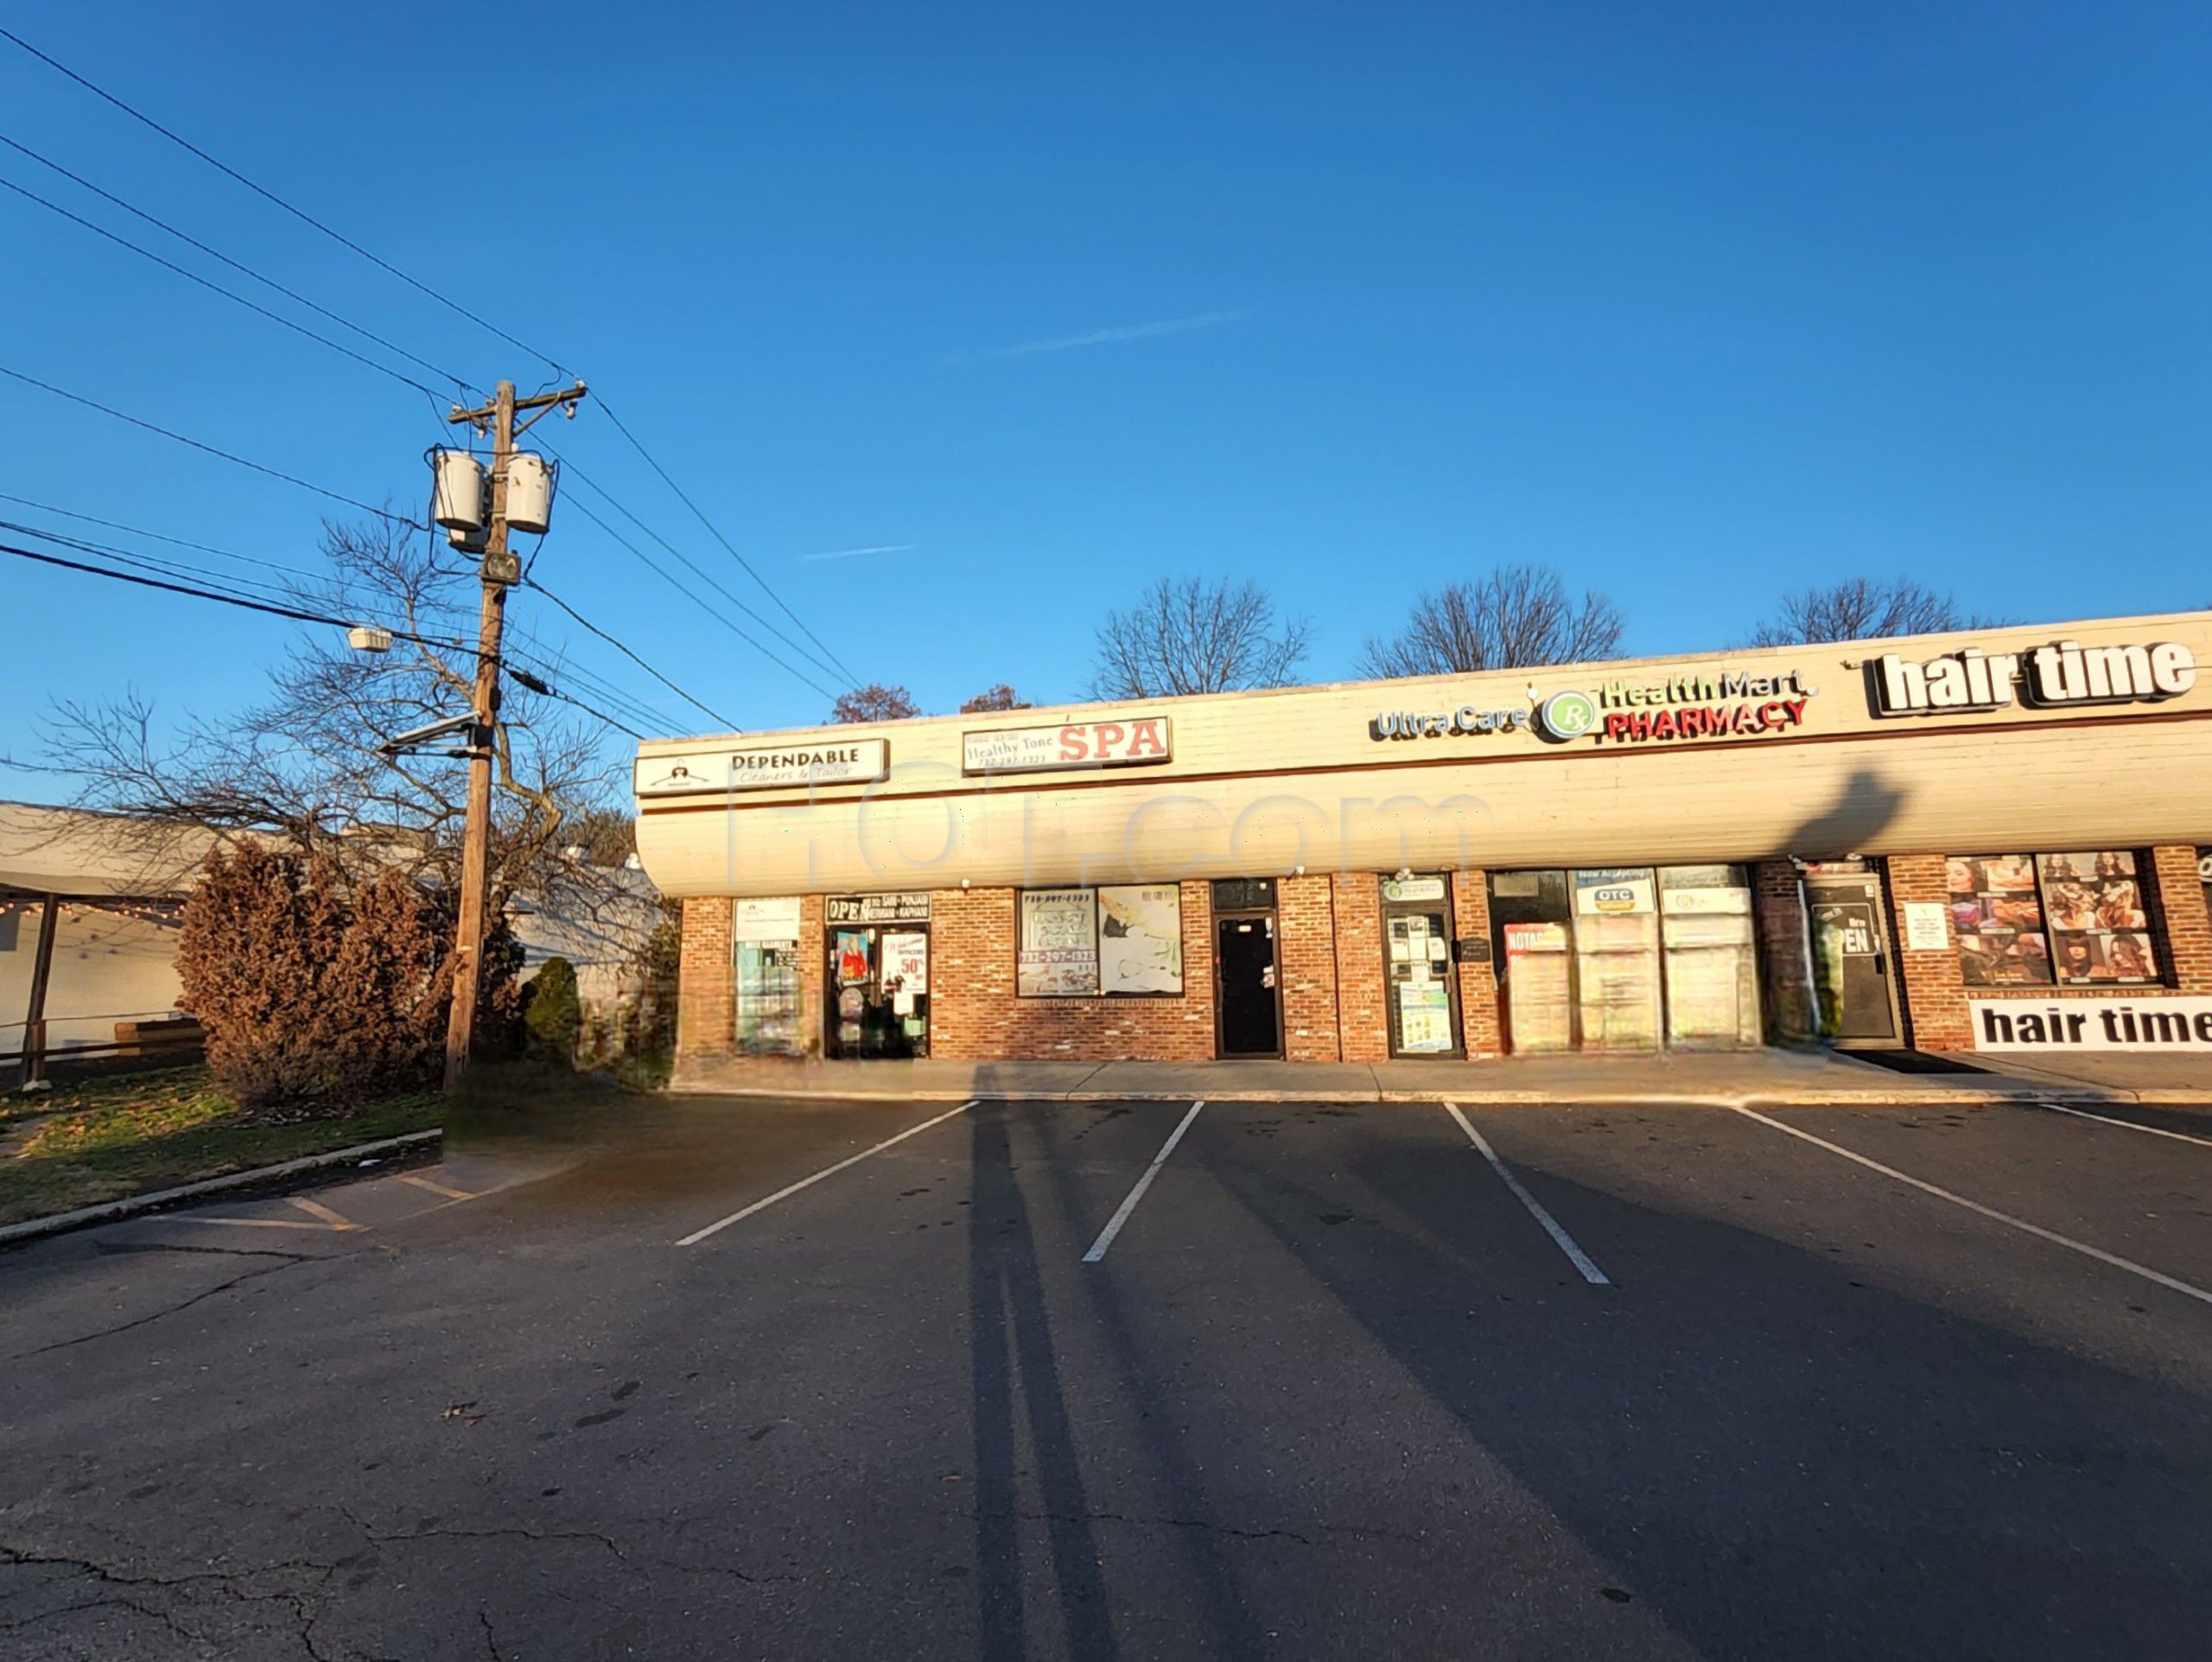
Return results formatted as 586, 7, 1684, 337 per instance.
672, 1048, 2212, 1108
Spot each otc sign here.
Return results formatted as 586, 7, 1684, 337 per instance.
962, 717, 1172, 775
636, 739, 891, 797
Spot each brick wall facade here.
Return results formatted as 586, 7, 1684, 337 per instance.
928, 883, 1217, 1061
1451, 869, 1503, 1059
676, 895, 734, 1063
1332, 873, 1389, 1061
1888, 844, 2212, 1051
1751, 859, 1818, 1044
1278, 875, 1341, 1062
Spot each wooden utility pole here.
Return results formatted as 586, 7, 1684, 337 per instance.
442, 378, 587, 1092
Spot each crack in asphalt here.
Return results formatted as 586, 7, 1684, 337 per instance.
9, 1252, 334, 1361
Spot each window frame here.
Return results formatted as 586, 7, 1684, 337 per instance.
1946, 848, 2170, 991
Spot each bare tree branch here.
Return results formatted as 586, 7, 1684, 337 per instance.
1358, 564, 1624, 678
1745, 577, 1997, 646
1088, 576, 1311, 698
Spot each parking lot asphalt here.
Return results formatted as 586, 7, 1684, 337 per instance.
3, 1093, 2209, 1660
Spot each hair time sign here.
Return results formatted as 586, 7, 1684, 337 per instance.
1872, 639, 2196, 716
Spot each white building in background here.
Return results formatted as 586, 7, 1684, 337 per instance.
0, 802, 661, 1076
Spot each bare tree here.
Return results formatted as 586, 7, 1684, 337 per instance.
34, 516, 623, 917
1358, 564, 1624, 678
1746, 577, 1992, 646
1089, 576, 1311, 698
959, 684, 1029, 714
830, 684, 921, 723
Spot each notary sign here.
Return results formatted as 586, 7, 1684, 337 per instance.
962, 716, 1172, 775
636, 740, 890, 797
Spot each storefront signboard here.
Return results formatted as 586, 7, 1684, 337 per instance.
1573, 869, 1656, 915
1872, 640, 2196, 716
1098, 884, 1183, 994
1531, 668, 1817, 746
1970, 997, 2212, 1052
1370, 705, 1529, 741
734, 896, 803, 941
637, 741, 890, 796
827, 892, 931, 924
1018, 888, 1101, 997
1382, 876, 1448, 903
963, 718, 1171, 775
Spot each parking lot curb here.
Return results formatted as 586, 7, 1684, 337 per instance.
0, 1128, 444, 1249
672, 1084, 2212, 1109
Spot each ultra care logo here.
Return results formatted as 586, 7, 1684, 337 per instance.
1872, 640, 2196, 715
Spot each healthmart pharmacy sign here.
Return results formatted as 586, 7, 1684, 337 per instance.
1534, 668, 1818, 746
1971, 997, 2212, 1052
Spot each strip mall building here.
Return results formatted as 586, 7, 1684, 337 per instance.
634, 612, 2212, 1077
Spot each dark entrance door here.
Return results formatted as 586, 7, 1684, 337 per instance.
1215, 914, 1281, 1058
1805, 870, 1902, 1046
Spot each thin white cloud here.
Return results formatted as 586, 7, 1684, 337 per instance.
959, 309, 1247, 362
798, 542, 918, 563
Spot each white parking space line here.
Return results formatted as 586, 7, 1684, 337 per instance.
1441, 1102, 1610, 1286
1731, 1105, 2212, 1309
676, 1099, 981, 1247
1083, 1100, 1205, 1264
2041, 1102, 2212, 1150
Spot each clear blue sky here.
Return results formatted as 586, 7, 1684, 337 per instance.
3, 2, 2208, 799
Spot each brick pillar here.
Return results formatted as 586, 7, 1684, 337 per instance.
1751, 859, 1817, 1044
1179, 881, 1217, 1060
1452, 869, 1502, 1060
1332, 873, 1389, 1061
798, 894, 826, 1056
1885, 854, 1967, 1049
928, 886, 1014, 1060
1278, 874, 1340, 1061
677, 895, 734, 1062
2149, 845, 2212, 992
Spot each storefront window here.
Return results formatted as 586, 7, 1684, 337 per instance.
1211, 878, 1275, 913
827, 895, 931, 1057
1016, 885, 1184, 997
734, 897, 801, 1054
1946, 851, 2162, 988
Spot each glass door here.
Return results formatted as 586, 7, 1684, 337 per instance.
1214, 913, 1281, 1058
827, 926, 931, 1058
1381, 874, 1461, 1057
1805, 870, 1901, 1045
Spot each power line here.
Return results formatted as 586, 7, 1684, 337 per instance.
0, 362, 420, 526
0, 25, 571, 380
526, 576, 741, 730
0, 538, 645, 740
557, 493, 842, 703
553, 461, 847, 691
0, 491, 327, 583
594, 396, 863, 686
503, 635, 667, 735
0, 131, 474, 394
0, 517, 314, 607
0, 170, 443, 398
0, 30, 850, 694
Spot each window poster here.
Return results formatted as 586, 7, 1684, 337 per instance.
1018, 888, 1100, 997
881, 931, 928, 996
1396, 982, 1453, 1053
834, 931, 872, 985
1098, 884, 1183, 994
2036, 850, 2159, 985
1947, 855, 2050, 988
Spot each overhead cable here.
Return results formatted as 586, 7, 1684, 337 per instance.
0, 25, 571, 380
0, 363, 420, 526
0, 131, 472, 392
0, 171, 443, 397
